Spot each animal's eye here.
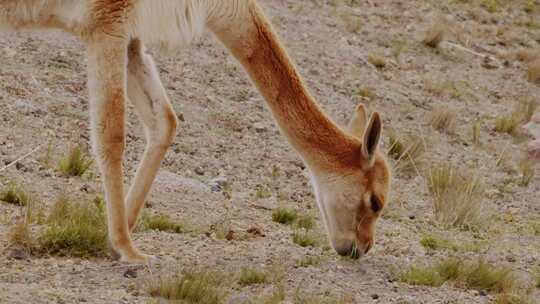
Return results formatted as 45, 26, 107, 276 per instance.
370, 195, 382, 213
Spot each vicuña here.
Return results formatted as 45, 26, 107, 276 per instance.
1, 0, 391, 262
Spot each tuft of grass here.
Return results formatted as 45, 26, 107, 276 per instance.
495, 98, 538, 136
367, 54, 387, 69
58, 145, 92, 177
0, 183, 30, 206
292, 230, 318, 247
464, 261, 514, 293
238, 267, 268, 286
388, 131, 425, 174
148, 270, 226, 304
528, 57, 540, 83
272, 208, 298, 225
427, 165, 485, 230
495, 293, 536, 304
296, 256, 322, 268
400, 258, 532, 300
420, 234, 485, 253
430, 108, 457, 133
471, 119, 482, 145
355, 87, 376, 100
294, 233, 319, 249
293, 291, 353, 304
256, 285, 286, 304
399, 266, 444, 286
140, 213, 185, 233
518, 158, 536, 187
295, 214, 315, 230
9, 196, 107, 257
495, 115, 522, 136
37, 196, 107, 257
481, 0, 501, 13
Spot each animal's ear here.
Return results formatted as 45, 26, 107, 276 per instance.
361, 112, 382, 163
348, 104, 368, 139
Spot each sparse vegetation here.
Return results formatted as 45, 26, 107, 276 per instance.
295, 214, 315, 230
296, 256, 322, 268
140, 213, 185, 233
238, 267, 268, 286
148, 270, 226, 304
272, 208, 298, 225
8, 196, 107, 257
292, 230, 318, 247
400, 258, 534, 300
420, 234, 485, 253
430, 108, 457, 133
495, 98, 538, 136
388, 131, 425, 174
58, 145, 92, 177
518, 158, 536, 187
427, 165, 485, 229
0, 183, 30, 206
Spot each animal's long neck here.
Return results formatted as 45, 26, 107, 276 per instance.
208, 1, 359, 169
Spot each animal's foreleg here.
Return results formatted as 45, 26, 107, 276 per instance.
87, 36, 151, 263
125, 39, 178, 232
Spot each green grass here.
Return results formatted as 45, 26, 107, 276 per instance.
9, 196, 108, 257
272, 208, 298, 225
292, 230, 318, 247
58, 145, 92, 177
399, 258, 533, 300
0, 183, 30, 206
148, 270, 226, 304
296, 256, 322, 268
495, 293, 536, 304
140, 213, 185, 233
295, 214, 315, 230
420, 234, 485, 253
37, 196, 107, 257
238, 267, 268, 286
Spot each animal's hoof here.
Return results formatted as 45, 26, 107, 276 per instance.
120, 252, 155, 264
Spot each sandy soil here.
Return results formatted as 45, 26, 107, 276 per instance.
1, 0, 540, 303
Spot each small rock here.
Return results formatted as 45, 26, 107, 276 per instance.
253, 122, 267, 133
194, 167, 205, 176
15, 162, 25, 171
247, 227, 265, 237
80, 184, 91, 193
225, 229, 236, 241
210, 176, 228, 192
370, 294, 379, 300
8, 247, 29, 260
482, 56, 500, 69
123, 268, 138, 278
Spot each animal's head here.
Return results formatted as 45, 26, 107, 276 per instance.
310, 104, 391, 259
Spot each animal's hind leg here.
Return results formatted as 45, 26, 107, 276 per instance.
125, 39, 178, 232
87, 36, 150, 263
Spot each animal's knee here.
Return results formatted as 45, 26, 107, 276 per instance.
160, 106, 178, 146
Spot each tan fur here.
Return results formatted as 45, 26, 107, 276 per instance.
3, 0, 391, 262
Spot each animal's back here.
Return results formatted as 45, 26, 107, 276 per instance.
0, 0, 88, 34
0, 0, 208, 49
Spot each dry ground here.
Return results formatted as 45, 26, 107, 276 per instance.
1, 0, 540, 303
